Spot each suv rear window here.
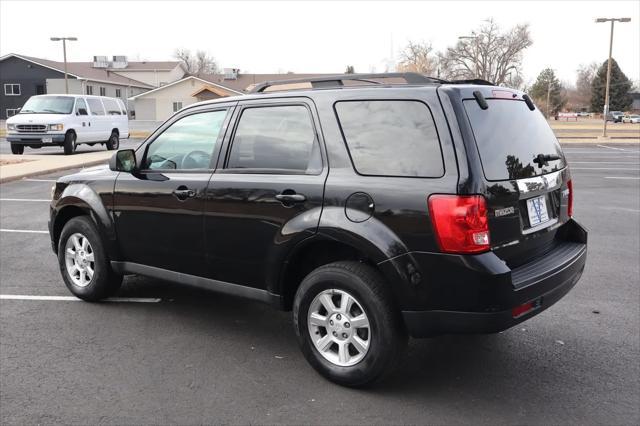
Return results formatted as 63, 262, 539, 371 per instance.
464, 99, 566, 181
335, 100, 444, 177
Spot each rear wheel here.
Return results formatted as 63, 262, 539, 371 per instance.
57, 216, 122, 301
106, 132, 119, 151
63, 132, 76, 155
10, 144, 24, 155
293, 261, 407, 387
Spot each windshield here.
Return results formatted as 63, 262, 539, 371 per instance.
464, 99, 566, 181
20, 96, 75, 114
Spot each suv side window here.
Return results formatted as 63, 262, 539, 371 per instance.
143, 109, 228, 171
86, 98, 105, 115
226, 105, 321, 174
75, 98, 88, 116
335, 100, 444, 177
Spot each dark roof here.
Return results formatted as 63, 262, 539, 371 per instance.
1, 54, 161, 88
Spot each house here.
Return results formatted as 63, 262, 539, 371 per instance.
630, 92, 640, 112
0, 53, 185, 118
129, 76, 243, 121
129, 70, 333, 121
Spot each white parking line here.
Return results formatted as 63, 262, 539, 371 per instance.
604, 177, 640, 180
22, 179, 56, 182
0, 294, 161, 303
597, 144, 628, 151
571, 162, 640, 164
597, 207, 640, 213
571, 167, 640, 170
0, 229, 48, 234
0, 198, 50, 202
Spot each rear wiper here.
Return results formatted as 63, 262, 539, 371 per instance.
533, 153, 562, 168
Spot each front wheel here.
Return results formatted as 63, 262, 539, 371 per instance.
10, 144, 24, 155
58, 216, 122, 301
293, 261, 407, 387
106, 132, 119, 150
63, 132, 76, 155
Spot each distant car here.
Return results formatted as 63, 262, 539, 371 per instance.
577, 111, 590, 117
622, 114, 640, 124
5, 94, 129, 155
606, 111, 624, 123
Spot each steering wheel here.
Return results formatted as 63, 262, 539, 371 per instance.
181, 150, 211, 169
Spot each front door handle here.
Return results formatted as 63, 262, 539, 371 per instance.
275, 191, 306, 204
173, 187, 196, 200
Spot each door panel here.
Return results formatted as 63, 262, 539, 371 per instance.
113, 106, 234, 275
203, 99, 327, 291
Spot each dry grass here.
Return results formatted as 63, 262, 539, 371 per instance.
0, 158, 33, 166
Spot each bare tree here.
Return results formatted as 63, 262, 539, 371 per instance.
174, 48, 218, 74
397, 41, 438, 75
574, 62, 598, 107
440, 19, 532, 85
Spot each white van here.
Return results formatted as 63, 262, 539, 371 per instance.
5, 94, 130, 155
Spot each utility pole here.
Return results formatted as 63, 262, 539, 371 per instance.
50, 37, 78, 94
595, 17, 631, 137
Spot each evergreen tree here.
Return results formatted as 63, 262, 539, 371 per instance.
590, 58, 633, 112
529, 68, 566, 116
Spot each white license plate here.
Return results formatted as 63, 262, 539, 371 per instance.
526, 195, 550, 227
42, 137, 52, 143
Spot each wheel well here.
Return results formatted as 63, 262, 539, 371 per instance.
52, 206, 87, 252
111, 128, 119, 136
280, 240, 377, 311
66, 129, 76, 137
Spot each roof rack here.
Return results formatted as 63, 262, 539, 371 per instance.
449, 79, 494, 86
249, 72, 447, 93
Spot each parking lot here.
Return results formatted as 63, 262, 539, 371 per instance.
0, 143, 638, 424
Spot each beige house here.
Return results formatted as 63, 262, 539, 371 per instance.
129, 76, 243, 121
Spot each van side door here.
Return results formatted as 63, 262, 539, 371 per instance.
74, 97, 90, 143
85, 97, 109, 141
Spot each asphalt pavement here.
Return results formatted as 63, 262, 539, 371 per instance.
0, 137, 143, 155
0, 143, 638, 425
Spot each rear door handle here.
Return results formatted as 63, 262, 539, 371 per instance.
275, 192, 306, 203
173, 187, 196, 200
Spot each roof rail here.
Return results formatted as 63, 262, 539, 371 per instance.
449, 78, 494, 86
249, 72, 447, 93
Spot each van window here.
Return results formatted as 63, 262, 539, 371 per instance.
227, 105, 320, 173
464, 99, 566, 181
335, 100, 444, 177
20, 96, 74, 114
117, 99, 127, 115
75, 98, 88, 115
86, 98, 105, 115
103, 98, 121, 115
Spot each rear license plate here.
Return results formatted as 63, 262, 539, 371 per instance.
42, 137, 52, 143
526, 195, 549, 227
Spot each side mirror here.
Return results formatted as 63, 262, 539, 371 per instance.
109, 149, 137, 173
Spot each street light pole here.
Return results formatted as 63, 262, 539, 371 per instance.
595, 17, 631, 137
50, 37, 78, 94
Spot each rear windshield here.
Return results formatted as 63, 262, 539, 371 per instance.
464, 99, 565, 181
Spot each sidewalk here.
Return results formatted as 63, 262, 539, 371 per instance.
0, 151, 113, 183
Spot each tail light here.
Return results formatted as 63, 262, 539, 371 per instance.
567, 179, 574, 217
428, 195, 490, 254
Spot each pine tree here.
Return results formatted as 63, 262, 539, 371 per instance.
590, 58, 633, 112
529, 68, 566, 116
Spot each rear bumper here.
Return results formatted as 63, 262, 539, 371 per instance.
397, 219, 588, 337
6, 133, 65, 145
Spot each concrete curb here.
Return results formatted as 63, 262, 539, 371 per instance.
0, 156, 110, 183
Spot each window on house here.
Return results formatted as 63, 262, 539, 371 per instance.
115, 88, 122, 98
99, 87, 106, 96
172, 101, 183, 112
6, 109, 20, 118
4, 84, 21, 96
86, 85, 94, 95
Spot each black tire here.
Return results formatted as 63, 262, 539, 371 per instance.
293, 261, 407, 387
10, 144, 24, 155
63, 132, 76, 155
106, 132, 119, 151
57, 216, 122, 302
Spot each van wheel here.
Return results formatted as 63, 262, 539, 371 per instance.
58, 216, 122, 301
106, 132, 119, 151
63, 132, 76, 155
10, 144, 24, 155
293, 261, 407, 387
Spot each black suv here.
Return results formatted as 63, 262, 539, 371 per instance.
49, 73, 587, 386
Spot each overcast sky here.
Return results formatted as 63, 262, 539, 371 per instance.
1, 0, 638, 86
